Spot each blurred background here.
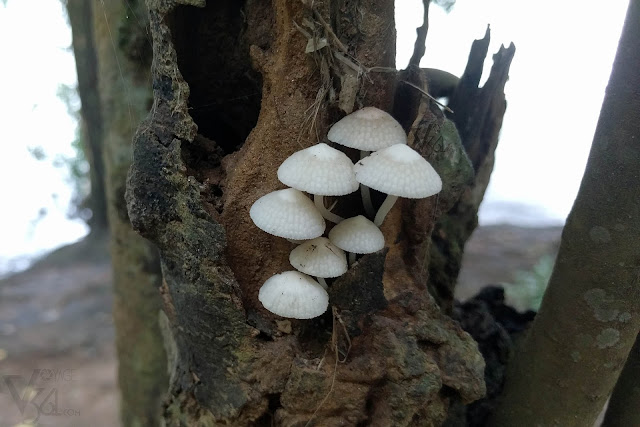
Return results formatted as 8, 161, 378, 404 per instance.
0, 0, 628, 425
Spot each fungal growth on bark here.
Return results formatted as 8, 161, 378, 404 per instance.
258, 271, 329, 319
124, 0, 514, 424
289, 237, 347, 289
250, 107, 442, 319
249, 188, 326, 240
355, 143, 443, 226
277, 143, 358, 223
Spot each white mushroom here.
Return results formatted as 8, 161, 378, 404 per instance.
250, 188, 325, 240
258, 271, 329, 319
354, 144, 442, 226
277, 143, 358, 223
289, 237, 348, 288
327, 107, 407, 218
328, 215, 385, 264
327, 107, 407, 151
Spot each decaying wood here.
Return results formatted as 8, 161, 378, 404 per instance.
427, 27, 516, 312
408, 0, 430, 68
126, 0, 487, 425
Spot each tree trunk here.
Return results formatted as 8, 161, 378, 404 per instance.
490, 1, 640, 424
602, 333, 640, 426
126, 1, 489, 425
92, 1, 168, 425
66, 0, 107, 231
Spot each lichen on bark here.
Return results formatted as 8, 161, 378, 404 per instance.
126, 0, 487, 424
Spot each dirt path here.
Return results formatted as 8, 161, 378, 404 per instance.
456, 225, 561, 302
0, 234, 117, 427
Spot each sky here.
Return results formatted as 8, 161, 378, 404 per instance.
397, 0, 629, 224
0, 0, 630, 276
0, 0, 87, 276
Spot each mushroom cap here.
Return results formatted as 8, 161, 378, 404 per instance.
258, 271, 329, 319
289, 237, 348, 278
327, 107, 407, 151
354, 144, 442, 198
328, 215, 385, 254
250, 188, 325, 240
277, 143, 358, 196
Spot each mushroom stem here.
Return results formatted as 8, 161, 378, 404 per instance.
374, 195, 399, 226
359, 150, 376, 218
348, 252, 357, 265
314, 194, 344, 224
317, 277, 328, 290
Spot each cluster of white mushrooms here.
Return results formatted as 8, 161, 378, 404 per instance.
250, 107, 443, 320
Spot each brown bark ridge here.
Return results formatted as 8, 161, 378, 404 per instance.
427, 27, 516, 312
490, 1, 640, 425
126, 0, 485, 425
66, 0, 107, 231
602, 333, 640, 426
93, 1, 168, 425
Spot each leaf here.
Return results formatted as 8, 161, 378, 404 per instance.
305, 37, 328, 53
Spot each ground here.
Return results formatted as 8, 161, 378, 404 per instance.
0, 234, 117, 427
0, 225, 561, 427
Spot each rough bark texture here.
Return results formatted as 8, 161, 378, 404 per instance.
445, 287, 536, 427
66, 0, 107, 230
93, 1, 168, 425
126, 1, 487, 425
602, 333, 640, 427
490, 1, 640, 425
427, 28, 516, 312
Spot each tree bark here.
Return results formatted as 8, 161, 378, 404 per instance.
602, 333, 640, 427
66, 0, 107, 231
92, 1, 168, 425
490, 1, 640, 424
126, 0, 488, 425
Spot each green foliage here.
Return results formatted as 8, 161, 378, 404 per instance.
433, 0, 456, 13
56, 83, 80, 120
63, 130, 91, 219
503, 254, 555, 312
54, 83, 90, 220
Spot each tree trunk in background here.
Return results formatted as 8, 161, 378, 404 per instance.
124, 1, 501, 424
92, 1, 167, 425
602, 333, 640, 426
490, 1, 640, 425
66, 0, 107, 231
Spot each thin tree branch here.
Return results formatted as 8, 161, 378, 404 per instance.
399, 80, 453, 112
